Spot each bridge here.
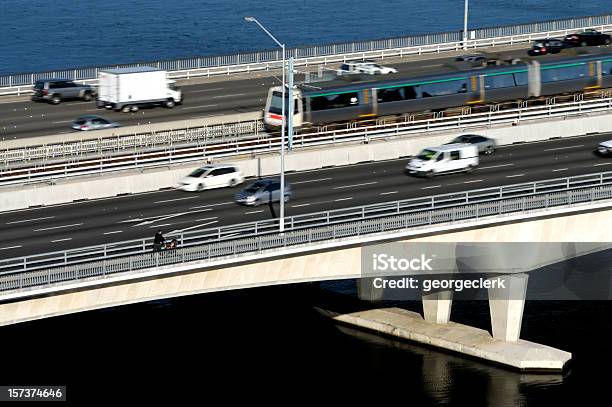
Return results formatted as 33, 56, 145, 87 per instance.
3, 13, 612, 372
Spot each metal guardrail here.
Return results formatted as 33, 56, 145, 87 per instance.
1, 95, 611, 186
0, 119, 264, 166
1, 170, 612, 293
1, 14, 611, 96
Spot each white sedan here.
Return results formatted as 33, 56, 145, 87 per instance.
337, 62, 398, 76
178, 164, 244, 192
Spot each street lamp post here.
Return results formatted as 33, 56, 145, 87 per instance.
244, 17, 287, 232
463, 0, 469, 50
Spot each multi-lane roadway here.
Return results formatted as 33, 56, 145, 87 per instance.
0, 46, 597, 140
1, 132, 611, 259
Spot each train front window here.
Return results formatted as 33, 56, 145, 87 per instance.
269, 91, 285, 114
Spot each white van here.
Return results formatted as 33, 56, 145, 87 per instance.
405, 144, 479, 178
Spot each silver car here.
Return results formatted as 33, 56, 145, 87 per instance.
71, 115, 119, 131
447, 134, 497, 155
235, 179, 292, 206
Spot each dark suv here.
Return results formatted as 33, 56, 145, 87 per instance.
563, 29, 611, 47
528, 38, 566, 56
31, 79, 96, 105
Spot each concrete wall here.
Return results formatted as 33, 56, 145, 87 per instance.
2, 205, 612, 326
1, 112, 611, 212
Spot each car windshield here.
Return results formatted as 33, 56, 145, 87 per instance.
451, 136, 469, 143
34, 82, 44, 90
417, 149, 437, 161
245, 182, 266, 192
188, 168, 208, 177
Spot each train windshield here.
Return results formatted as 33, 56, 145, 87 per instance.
269, 91, 286, 114
417, 149, 437, 161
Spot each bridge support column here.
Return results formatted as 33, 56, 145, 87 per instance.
488, 273, 529, 342
422, 289, 453, 324
357, 278, 385, 302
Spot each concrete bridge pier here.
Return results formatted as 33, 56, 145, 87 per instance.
357, 278, 385, 302
422, 289, 453, 324
488, 273, 529, 342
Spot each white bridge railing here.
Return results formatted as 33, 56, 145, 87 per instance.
1, 14, 611, 96
1, 95, 611, 187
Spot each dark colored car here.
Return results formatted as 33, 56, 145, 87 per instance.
527, 38, 566, 56
563, 29, 611, 47
71, 115, 119, 131
447, 134, 497, 155
32, 79, 96, 105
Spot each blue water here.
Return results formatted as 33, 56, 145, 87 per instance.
0, 0, 610, 75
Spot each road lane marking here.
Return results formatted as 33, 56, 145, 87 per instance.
334, 197, 353, 202
52, 120, 74, 124
592, 162, 612, 167
506, 174, 525, 178
51, 238, 72, 242
103, 230, 123, 235
291, 203, 311, 207
154, 196, 199, 204
211, 93, 246, 99
463, 179, 484, 183
478, 164, 514, 170
0, 245, 22, 251
149, 223, 173, 228
6, 216, 55, 225
553, 168, 568, 172
333, 181, 377, 189
245, 210, 264, 214
189, 202, 233, 209
544, 145, 584, 151
189, 87, 224, 93
380, 191, 398, 195
34, 223, 83, 232
181, 104, 218, 110
421, 64, 443, 68
168, 220, 219, 235
422, 185, 442, 189
292, 177, 332, 184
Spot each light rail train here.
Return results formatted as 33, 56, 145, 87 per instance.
263, 52, 612, 129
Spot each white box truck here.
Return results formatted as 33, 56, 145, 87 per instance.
405, 144, 479, 177
96, 67, 182, 112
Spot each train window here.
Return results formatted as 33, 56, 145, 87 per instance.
602, 61, 612, 76
310, 92, 360, 111
417, 80, 467, 97
541, 65, 586, 83
513, 71, 528, 86
377, 88, 405, 103
484, 73, 516, 89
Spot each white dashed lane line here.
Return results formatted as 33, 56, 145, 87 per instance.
292, 178, 333, 184
380, 191, 398, 195
181, 104, 218, 110
189, 202, 233, 209
210, 93, 247, 99
422, 185, 442, 189
334, 197, 353, 202
0, 245, 22, 251
103, 230, 123, 235
506, 174, 525, 178
245, 210, 264, 214
154, 196, 198, 204
33, 223, 83, 232
51, 238, 72, 243
291, 203, 311, 208
6, 216, 55, 225
333, 181, 377, 190
592, 162, 612, 167
478, 164, 514, 170
463, 179, 483, 184
544, 145, 584, 152
553, 168, 569, 172
189, 88, 225, 93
